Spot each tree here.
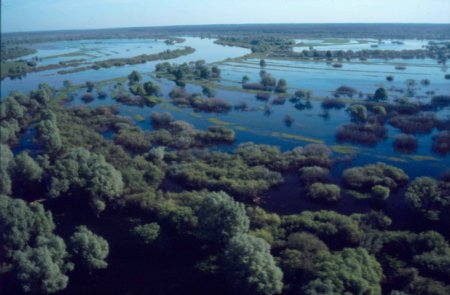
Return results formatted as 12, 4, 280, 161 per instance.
223, 233, 283, 295
85, 81, 95, 92
347, 104, 368, 122
282, 211, 362, 248
132, 222, 160, 244
196, 191, 249, 243
275, 79, 288, 93
405, 177, 448, 220
49, 148, 124, 214
307, 183, 341, 202
128, 70, 142, 84
70, 225, 109, 270
36, 110, 62, 153
304, 248, 383, 295
260, 59, 266, 68
242, 75, 250, 84
211, 66, 221, 78
143, 81, 161, 96
0, 144, 14, 195
12, 235, 73, 294
0, 195, 73, 293
342, 162, 409, 199
374, 87, 388, 101
9, 152, 43, 183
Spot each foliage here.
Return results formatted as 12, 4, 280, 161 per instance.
304, 248, 383, 295
196, 191, 249, 243
342, 162, 409, 199
132, 222, 160, 244
49, 147, 124, 214
70, 225, 109, 270
405, 177, 449, 220
282, 211, 362, 249
223, 233, 283, 295
307, 183, 341, 202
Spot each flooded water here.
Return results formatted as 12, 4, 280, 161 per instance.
3, 36, 450, 218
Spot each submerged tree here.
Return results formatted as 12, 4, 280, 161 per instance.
70, 225, 109, 270
49, 147, 124, 214
303, 247, 383, 295
223, 233, 283, 295
405, 177, 449, 220
196, 191, 249, 243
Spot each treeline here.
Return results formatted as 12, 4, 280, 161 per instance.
58, 47, 196, 75
1, 46, 36, 61
3, 24, 450, 46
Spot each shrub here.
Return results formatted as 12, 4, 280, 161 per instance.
393, 134, 418, 153
335, 86, 357, 97
389, 114, 438, 134
342, 162, 408, 199
81, 93, 95, 103
256, 93, 270, 101
336, 123, 387, 146
432, 131, 450, 156
307, 183, 341, 202
321, 98, 346, 110
431, 95, 450, 108
299, 166, 330, 183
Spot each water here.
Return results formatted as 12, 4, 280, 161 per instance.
3, 36, 450, 218
1, 37, 250, 98
293, 39, 436, 52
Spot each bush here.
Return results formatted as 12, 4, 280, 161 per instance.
347, 104, 368, 122
299, 166, 330, 183
321, 98, 346, 110
389, 114, 438, 134
432, 131, 450, 155
371, 185, 390, 200
307, 183, 341, 202
256, 93, 270, 101
151, 112, 174, 129
335, 86, 357, 97
336, 123, 387, 146
272, 96, 286, 105
431, 95, 450, 108
342, 162, 408, 199
81, 93, 95, 103
393, 134, 418, 153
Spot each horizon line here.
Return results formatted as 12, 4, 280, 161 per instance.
2, 22, 450, 35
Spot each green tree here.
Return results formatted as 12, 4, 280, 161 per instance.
0, 144, 14, 195
242, 75, 250, 84
70, 225, 109, 270
9, 151, 43, 183
196, 191, 249, 243
49, 148, 124, 214
347, 104, 368, 122
132, 222, 160, 244
36, 110, 62, 153
275, 79, 288, 93
304, 248, 383, 295
128, 70, 142, 84
374, 87, 388, 101
143, 81, 161, 96
260, 59, 267, 68
12, 235, 73, 294
223, 233, 283, 295
307, 183, 341, 202
405, 177, 448, 220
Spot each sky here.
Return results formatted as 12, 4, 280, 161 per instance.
1, 0, 450, 33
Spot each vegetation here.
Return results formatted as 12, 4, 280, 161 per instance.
2, 25, 450, 294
